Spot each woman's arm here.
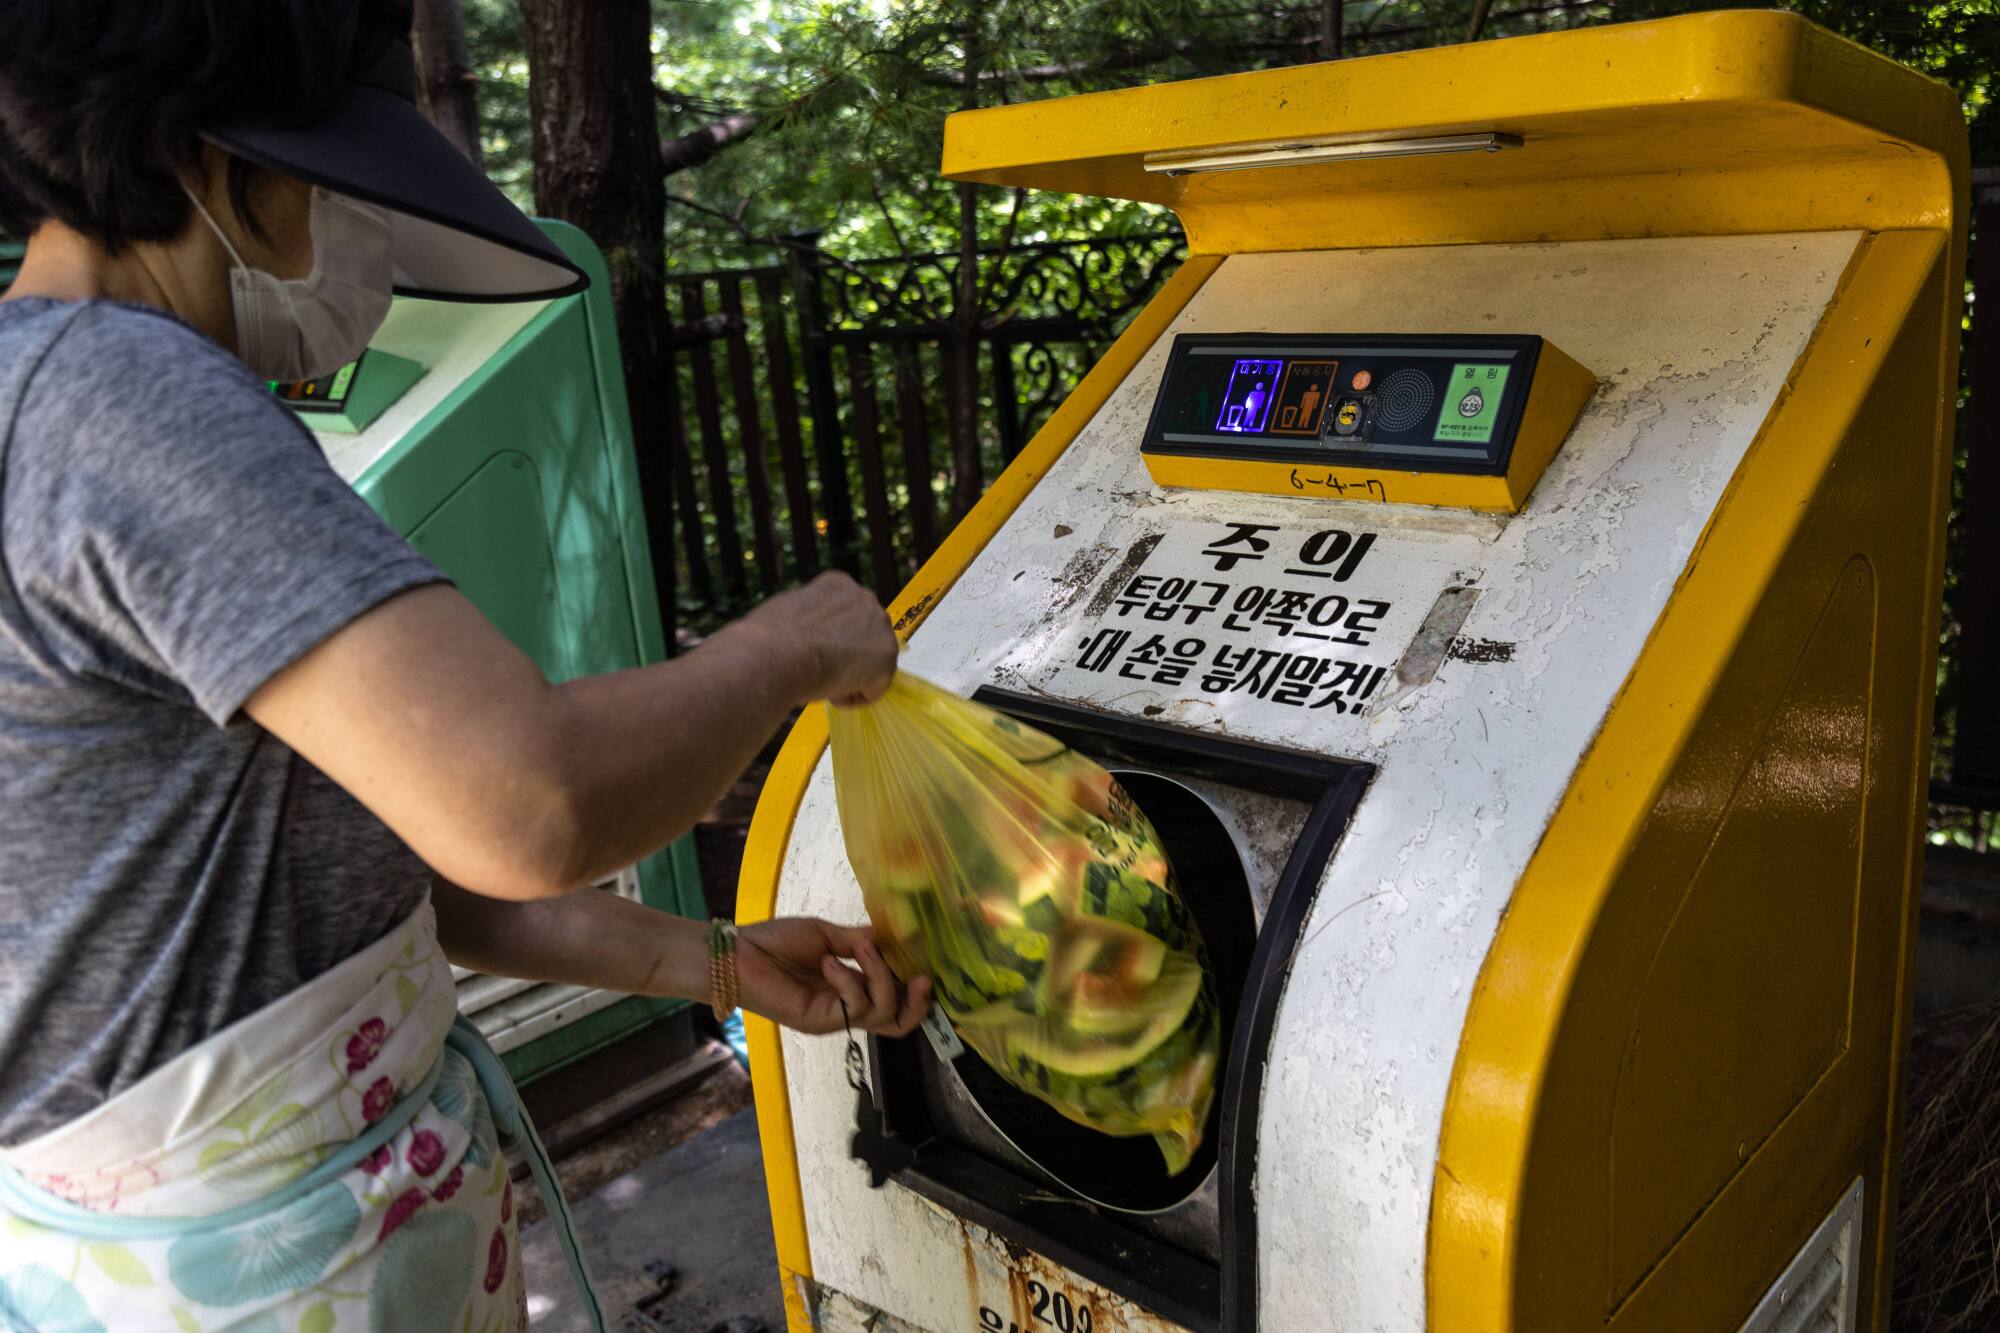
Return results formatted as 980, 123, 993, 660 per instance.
245, 572, 893, 901
430, 877, 930, 1036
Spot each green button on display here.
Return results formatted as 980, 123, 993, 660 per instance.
1436, 362, 1512, 444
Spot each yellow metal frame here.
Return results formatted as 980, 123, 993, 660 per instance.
1139, 338, 1597, 512
1430, 227, 1958, 1330
742, 12, 1968, 1330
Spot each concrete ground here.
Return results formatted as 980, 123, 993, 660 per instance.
521, 1100, 787, 1332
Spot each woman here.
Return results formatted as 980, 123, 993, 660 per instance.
0, 2, 928, 1329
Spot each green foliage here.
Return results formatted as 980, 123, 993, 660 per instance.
644, 0, 1241, 267
458, 1, 1995, 266
463, 0, 534, 204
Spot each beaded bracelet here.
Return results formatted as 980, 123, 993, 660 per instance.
708, 918, 739, 1023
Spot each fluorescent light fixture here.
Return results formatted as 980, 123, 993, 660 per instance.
1143, 132, 1523, 177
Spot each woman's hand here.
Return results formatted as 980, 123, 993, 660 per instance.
736, 917, 931, 1037
734, 572, 897, 707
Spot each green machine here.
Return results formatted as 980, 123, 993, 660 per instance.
275, 220, 703, 1084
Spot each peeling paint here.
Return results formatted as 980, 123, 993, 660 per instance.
1080, 532, 1166, 618
893, 590, 937, 634
1388, 586, 1482, 700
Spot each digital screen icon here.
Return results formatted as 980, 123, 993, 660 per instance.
1435, 362, 1511, 444
1215, 358, 1285, 433
1270, 359, 1339, 437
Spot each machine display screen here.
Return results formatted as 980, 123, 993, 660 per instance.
269, 354, 363, 413
1142, 333, 1546, 476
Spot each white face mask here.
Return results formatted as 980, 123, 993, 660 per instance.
184, 185, 395, 382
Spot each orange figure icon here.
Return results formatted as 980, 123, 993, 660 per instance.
1297, 383, 1323, 425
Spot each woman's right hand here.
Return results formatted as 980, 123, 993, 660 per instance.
736, 572, 898, 706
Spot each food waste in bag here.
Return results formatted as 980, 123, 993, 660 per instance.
828, 672, 1221, 1174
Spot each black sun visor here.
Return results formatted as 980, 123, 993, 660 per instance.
202, 30, 586, 303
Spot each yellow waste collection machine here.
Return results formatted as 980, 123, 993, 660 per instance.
740, 14, 1968, 1331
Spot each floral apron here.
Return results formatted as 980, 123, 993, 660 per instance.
0, 897, 603, 1333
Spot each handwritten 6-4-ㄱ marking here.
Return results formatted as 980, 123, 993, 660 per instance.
1289, 469, 1389, 502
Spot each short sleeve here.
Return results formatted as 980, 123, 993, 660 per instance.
0, 303, 446, 723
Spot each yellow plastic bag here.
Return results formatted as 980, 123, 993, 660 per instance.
828, 673, 1220, 1174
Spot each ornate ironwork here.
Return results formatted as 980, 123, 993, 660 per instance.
818, 231, 1185, 337
1006, 339, 1094, 446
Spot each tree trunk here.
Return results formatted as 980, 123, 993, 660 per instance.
1320, 0, 1343, 60
947, 17, 985, 524
519, 0, 684, 645
410, 0, 482, 165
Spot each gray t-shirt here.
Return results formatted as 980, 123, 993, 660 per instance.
0, 297, 443, 1145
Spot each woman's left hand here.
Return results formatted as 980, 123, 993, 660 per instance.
736, 917, 931, 1037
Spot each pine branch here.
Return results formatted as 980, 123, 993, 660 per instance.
660, 109, 763, 177
654, 86, 743, 120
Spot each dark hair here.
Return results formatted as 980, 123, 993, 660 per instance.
0, 0, 410, 249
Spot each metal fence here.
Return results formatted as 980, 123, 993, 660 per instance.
658, 231, 1185, 615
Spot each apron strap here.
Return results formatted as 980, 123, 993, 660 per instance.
447, 1016, 606, 1333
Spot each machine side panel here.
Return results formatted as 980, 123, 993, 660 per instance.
405, 451, 563, 663
357, 300, 640, 684
326, 298, 546, 495
1429, 232, 1952, 1330
533, 221, 701, 919
539, 219, 672, 668
1608, 557, 1874, 1302
767, 233, 1855, 1331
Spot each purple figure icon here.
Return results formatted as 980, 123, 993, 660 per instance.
1244, 380, 1268, 427
1216, 358, 1285, 432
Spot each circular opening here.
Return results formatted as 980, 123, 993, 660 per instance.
947, 771, 1257, 1214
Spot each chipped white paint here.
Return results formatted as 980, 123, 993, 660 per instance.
775, 232, 1858, 1330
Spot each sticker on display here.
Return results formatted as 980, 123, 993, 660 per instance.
922, 1003, 966, 1062
1025, 519, 1464, 722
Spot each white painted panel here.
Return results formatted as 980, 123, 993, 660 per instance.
310, 296, 548, 483
778, 232, 1859, 1330
454, 972, 538, 1016
474, 982, 628, 1055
